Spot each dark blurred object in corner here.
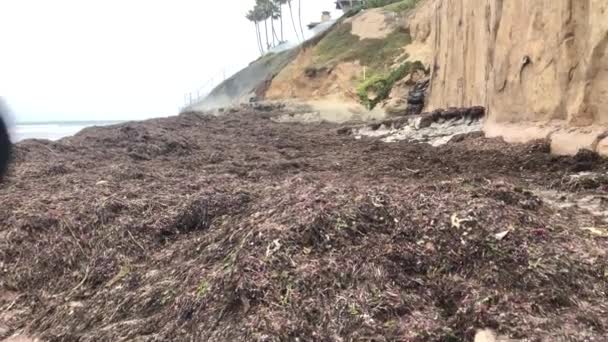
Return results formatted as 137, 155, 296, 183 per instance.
0, 98, 12, 180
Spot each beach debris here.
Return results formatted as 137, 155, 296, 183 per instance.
581, 226, 608, 238
451, 212, 475, 229
266, 239, 282, 257
474, 329, 515, 342
2, 108, 607, 341
494, 229, 512, 241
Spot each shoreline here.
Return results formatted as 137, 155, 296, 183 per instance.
10, 121, 126, 143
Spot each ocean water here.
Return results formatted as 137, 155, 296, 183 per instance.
12, 121, 123, 142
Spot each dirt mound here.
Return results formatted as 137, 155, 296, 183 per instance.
1, 107, 608, 341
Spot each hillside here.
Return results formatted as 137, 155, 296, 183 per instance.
189, 0, 608, 156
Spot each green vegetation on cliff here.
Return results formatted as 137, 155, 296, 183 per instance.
383, 0, 422, 12
311, 5, 427, 109
357, 60, 425, 109
345, 0, 421, 12
313, 23, 412, 74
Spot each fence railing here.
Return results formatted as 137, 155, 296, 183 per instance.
182, 69, 228, 109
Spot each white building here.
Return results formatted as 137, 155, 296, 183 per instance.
335, 0, 365, 12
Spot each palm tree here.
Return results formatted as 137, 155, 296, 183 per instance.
271, 12, 280, 45
255, 7, 266, 53
264, 0, 280, 47
255, 0, 270, 49
275, 0, 287, 42
279, 1, 284, 42
246, 10, 264, 55
286, 0, 300, 42
298, 0, 305, 42
257, 0, 276, 49
271, 15, 277, 46
264, 15, 270, 49
254, 7, 266, 52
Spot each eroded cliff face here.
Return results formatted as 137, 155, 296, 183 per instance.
265, 48, 363, 102
194, 1, 608, 154
265, 8, 415, 109
268, 0, 608, 138
410, 0, 608, 150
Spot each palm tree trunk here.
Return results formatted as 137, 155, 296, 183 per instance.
288, 1, 300, 42
271, 18, 277, 46
264, 19, 269, 49
298, 0, 305, 41
280, 5, 284, 42
255, 22, 263, 54
257, 22, 264, 53
271, 19, 279, 46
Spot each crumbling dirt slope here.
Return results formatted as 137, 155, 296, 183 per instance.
265, 49, 362, 102
1, 107, 608, 341
350, 8, 396, 40
265, 6, 422, 110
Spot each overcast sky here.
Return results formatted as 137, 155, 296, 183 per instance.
0, 0, 341, 123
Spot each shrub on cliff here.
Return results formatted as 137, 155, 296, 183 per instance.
357, 60, 425, 109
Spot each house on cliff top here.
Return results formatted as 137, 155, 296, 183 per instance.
335, 0, 364, 12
